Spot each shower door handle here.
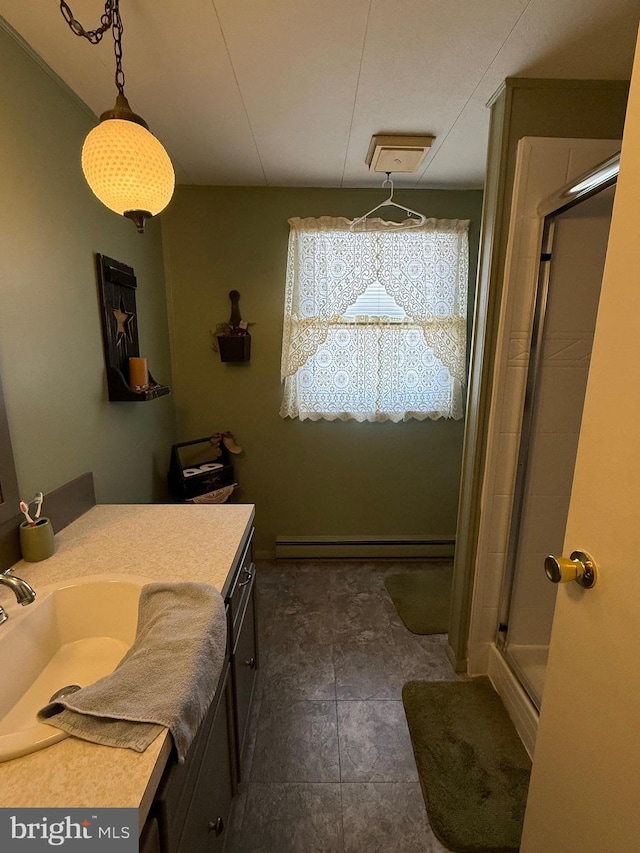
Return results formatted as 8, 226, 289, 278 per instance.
544, 550, 598, 589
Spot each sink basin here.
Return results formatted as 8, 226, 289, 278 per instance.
0, 574, 151, 763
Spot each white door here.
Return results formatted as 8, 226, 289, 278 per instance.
520, 32, 640, 853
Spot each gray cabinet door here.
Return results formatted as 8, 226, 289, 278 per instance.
140, 817, 161, 853
176, 666, 235, 853
232, 575, 258, 774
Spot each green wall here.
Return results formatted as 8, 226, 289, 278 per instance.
0, 22, 176, 505
162, 186, 483, 555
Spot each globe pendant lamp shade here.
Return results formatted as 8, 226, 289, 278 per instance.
81, 115, 175, 233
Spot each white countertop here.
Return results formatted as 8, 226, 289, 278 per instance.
0, 503, 255, 824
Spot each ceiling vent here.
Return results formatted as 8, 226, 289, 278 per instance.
365, 134, 435, 173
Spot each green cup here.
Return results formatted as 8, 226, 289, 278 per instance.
19, 517, 55, 562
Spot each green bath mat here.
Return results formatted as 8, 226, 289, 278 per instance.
384, 566, 451, 634
402, 678, 531, 852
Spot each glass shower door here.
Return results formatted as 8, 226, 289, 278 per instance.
501, 184, 615, 709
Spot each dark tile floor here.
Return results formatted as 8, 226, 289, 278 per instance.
225, 560, 461, 853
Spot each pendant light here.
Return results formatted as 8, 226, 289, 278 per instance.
59, 0, 175, 233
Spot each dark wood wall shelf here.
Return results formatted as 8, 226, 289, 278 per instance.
104, 366, 171, 402
96, 254, 171, 402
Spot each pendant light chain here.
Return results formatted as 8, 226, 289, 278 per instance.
59, 0, 175, 232
59, 0, 125, 94
111, 2, 125, 95
59, 0, 113, 44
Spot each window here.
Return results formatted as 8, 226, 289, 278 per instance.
280, 216, 469, 422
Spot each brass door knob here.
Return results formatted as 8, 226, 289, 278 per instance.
544, 550, 598, 589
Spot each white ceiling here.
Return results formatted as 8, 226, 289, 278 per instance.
1, 0, 638, 189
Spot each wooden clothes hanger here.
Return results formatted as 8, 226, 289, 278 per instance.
350, 173, 427, 231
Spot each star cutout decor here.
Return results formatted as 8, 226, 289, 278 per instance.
112, 297, 135, 346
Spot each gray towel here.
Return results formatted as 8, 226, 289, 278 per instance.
38, 581, 227, 763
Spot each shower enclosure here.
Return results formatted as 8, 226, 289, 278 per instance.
498, 156, 618, 710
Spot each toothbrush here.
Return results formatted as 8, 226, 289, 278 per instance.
33, 491, 43, 519
19, 500, 36, 527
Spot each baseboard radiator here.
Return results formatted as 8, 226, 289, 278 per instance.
274, 535, 455, 560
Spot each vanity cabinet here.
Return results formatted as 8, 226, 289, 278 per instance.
153, 526, 259, 853
227, 529, 258, 778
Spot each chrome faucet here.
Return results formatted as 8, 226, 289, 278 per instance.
0, 569, 36, 624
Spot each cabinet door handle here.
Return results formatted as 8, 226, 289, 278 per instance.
245, 657, 256, 669
208, 817, 224, 837
238, 567, 253, 587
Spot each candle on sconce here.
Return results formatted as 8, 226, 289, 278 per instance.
129, 357, 149, 389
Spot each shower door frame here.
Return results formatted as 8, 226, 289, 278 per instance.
496, 153, 620, 710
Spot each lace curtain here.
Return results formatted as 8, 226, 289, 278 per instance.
280, 216, 469, 422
